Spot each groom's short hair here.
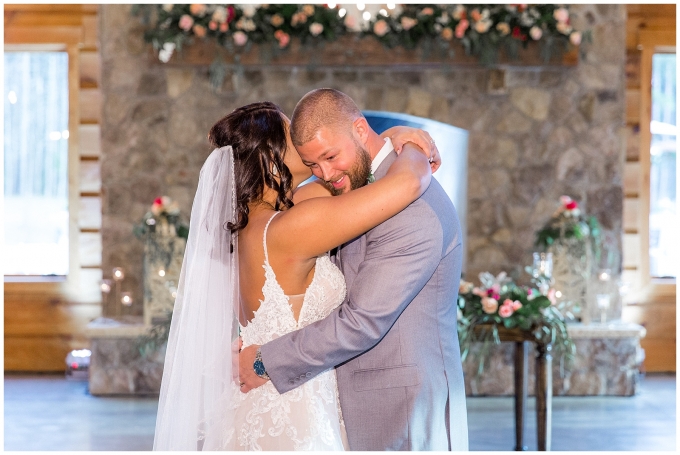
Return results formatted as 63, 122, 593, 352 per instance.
290, 88, 363, 146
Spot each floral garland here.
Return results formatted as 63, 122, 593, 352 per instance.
131, 4, 585, 67
458, 270, 575, 376
366, 4, 585, 63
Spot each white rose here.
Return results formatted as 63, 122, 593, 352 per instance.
569, 31, 582, 46
162, 4, 174, 12
309, 22, 324, 36
529, 26, 543, 40
242, 4, 256, 18
474, 19, 492, 34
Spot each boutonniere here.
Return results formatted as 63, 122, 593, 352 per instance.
367, 173, 375, 184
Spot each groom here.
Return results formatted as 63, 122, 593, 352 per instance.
240, 88, 468, 451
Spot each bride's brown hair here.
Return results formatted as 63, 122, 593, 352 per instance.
208, 101, 294, 232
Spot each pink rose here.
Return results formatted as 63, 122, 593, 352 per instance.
344, 14, 357, 30
178, 14, 194, 31
274, 30, 290, 48
233, 31, 248, 46
472, 287, 486, 297
401, 16, 418, 31
459, 281, 474, 294
553, 7, 569, 23
481, 297, 499, 314
455, 19, 469, 38
503, 299, 514, 307
219, 22, 229, 32
529, 26, 543, 40
208, 20, 218, 31
569, 31, 582, 46
548, 288, 557, 305
292, 12, 308, 26
512, 300, 523, 311
189, 4, 207, 16
309, 22, 324, 36
559, 195, 572, 205
499, 304, 514, 318
193, 24, 206, 38
421, 7, 434, 16
373, 19, 389, 37
470, 9, 482, 22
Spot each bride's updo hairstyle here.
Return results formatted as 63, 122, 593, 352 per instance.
208, 101, 294, 232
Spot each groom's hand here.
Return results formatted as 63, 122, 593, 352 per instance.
238, 344, 268, 393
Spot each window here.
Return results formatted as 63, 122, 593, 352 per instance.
4, 51, 70, 276
648, 53, 676, 279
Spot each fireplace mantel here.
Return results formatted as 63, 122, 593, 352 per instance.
154, 35, 579, 69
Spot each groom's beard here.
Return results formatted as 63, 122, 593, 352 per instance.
323, 144, 372, 196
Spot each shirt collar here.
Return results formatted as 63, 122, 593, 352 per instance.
371, 137, 394, 175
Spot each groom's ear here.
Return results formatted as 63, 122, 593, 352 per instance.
352, 117, 370, 145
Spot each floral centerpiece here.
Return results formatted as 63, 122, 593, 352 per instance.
535, 195, 601, 256
133, 196, 189, 240
457, 271, 575, 375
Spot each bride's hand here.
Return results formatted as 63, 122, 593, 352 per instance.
381, 126, 441, 173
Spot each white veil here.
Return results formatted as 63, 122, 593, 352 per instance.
153, 146, 239, 450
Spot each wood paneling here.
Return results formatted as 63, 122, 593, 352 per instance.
623, 198, 639, 232
621, 5, 676, 372
79, 124, 101, 157
5, 4, 103, 372
80, 88, 102, 123
78, 196, 102, 229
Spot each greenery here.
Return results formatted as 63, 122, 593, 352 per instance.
457, 271, 575, 376
365, 4, 587, 64
130, 4, 587, 88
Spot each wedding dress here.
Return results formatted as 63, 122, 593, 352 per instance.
154, 147, 347, 451
230, 212, 348, 451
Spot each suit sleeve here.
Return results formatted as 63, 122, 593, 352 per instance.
260, 200, 443, 394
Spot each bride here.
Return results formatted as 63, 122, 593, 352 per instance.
153, 101, 437, 450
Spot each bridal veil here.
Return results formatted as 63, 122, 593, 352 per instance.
153, 146, 239, 450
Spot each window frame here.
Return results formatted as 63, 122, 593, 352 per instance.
4, 28, 82, 298
637, 29, 676, 304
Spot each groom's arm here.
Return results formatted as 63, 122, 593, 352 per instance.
255, 200, 443, 394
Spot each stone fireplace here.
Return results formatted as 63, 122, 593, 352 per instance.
100, 4, 626, 318
90, 4, 634, 395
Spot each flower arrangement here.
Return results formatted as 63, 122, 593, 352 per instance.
133, 196, 188, 240
131, 4, 586, 75
535, 195, 601, 256
457, 271, 575, 375
366, 4, 585, 63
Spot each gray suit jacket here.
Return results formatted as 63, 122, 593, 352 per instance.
261, 151, 468, 451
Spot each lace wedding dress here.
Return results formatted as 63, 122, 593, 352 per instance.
231, 212, 348, 451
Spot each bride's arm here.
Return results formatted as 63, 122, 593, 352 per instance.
273, 144, 431, 260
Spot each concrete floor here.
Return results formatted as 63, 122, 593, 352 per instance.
3, 373, 676, 451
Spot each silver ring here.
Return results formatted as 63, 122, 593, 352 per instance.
430, 139, 435, 145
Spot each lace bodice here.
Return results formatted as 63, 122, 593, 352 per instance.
240, 212, 346, 347
232, 212, 348, 451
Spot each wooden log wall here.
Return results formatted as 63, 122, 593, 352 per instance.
4, 4, 103, 372
621, 4, 676, 372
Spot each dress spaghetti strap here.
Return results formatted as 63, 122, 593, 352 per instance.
262, 211, 280, 268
